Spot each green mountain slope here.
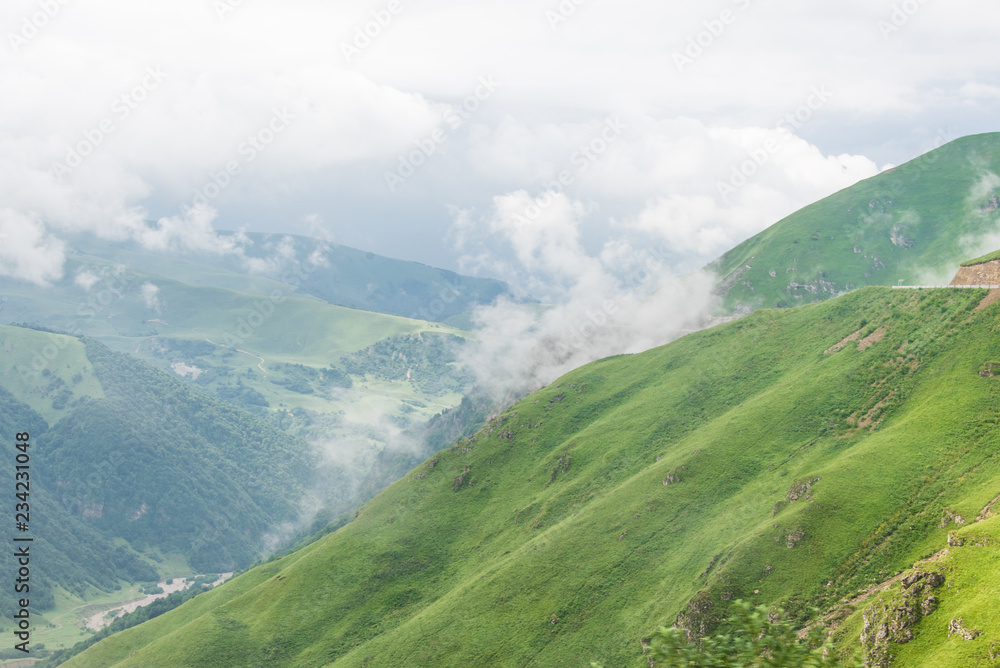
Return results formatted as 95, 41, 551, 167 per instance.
48, 337, 314, 572
711, 133, 1000, 310
67, 285, 1000, 667
827, 513, 1000, 667
0, 328, 312, 620
0, 386, 161, 622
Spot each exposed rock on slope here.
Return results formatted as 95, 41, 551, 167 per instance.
951, 258, 1000, 285
860, 571, 946, 667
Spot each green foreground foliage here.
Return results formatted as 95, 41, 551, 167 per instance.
638, 601, 845, 668
67, 286, 1000, 666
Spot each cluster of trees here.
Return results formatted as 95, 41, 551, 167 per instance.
0, 335, 318, 619
341, 333, 472, 395
215, 379, 270, 407
43, 340, 316, 572
271, 362, 352, 394
0, 386, 159, 619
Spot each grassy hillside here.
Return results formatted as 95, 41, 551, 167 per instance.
0, 230, 481, 441
0, 248, 473, 418
0, 256, 465, 365
828, 513, 1000, 667
961, 248, 1000, 266
710, 133, 1000, 310
67, 285, 1000, 667
0, 327, 104, 424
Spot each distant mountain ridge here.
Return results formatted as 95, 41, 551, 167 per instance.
66, 231, 510, 325
709, 132, 1000, 311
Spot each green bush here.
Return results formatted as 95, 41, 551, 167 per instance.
642, 601, 854, 667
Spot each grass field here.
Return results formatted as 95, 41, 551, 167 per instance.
0, 327, 104, 424
64, 285, 1000, 667
961, 248, 1000, 266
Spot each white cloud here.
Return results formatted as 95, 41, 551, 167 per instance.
0, 0, 997, 281
241, 235, 298, 275
959, 82, 1000, 100
74, 270, 101, 291
615, 126, 880, 261
455, 119, 881, 271
128, 205, 243, 255
141, 282, 162, 312
453, 193, 722, 396
0, 209, 65, 285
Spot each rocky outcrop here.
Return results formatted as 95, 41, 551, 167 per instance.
786, 478, 821, 502
940, 509, 966, 528
890, 224, 915, 248
860, 570, 946, 667
548, 452, 570, 484
714, 263, 752, 297
674, 591, 716, 642
948, 618, 981, 641
951, 258, 1000, 285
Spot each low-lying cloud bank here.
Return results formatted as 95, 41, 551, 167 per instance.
452, 190, 723, 399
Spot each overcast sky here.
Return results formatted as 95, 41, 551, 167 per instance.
2, 0, 999, 292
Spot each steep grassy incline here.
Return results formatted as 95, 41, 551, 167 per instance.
710, 133, 1000, 310
828, 513, 1000, 667
68, 286, 1000, 667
